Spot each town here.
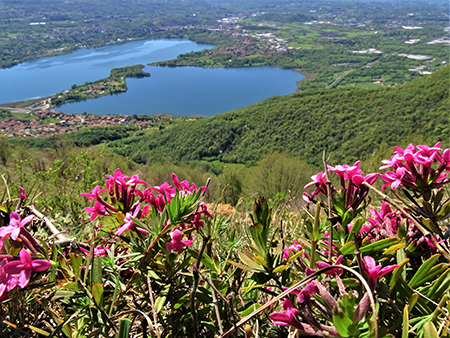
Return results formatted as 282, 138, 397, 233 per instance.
0, 109, 172, 138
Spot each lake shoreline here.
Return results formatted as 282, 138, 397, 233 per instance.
1, 39, 304, 116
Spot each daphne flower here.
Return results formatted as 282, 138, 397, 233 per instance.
84, 201, 107, 221
269, 299, 302, 328
0, 212, 35, 250
166, 229, 192, 254
4, 249, 51, 288
0, 258, 18, 301
115, 203, 150, 236
315, 255, 344, 276
80, 186, 107, 201
19, 187, 27, 200
361, 256, 398, 290
283, 240, 303, 260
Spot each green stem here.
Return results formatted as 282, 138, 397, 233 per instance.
310, 203, 321, 269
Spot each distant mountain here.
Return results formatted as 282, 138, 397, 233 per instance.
104, 66, 449, 167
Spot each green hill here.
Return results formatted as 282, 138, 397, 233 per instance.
103, 66, 449, 167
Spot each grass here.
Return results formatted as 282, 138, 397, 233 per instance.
39, 117, 61, 124
0, 111, 37, 120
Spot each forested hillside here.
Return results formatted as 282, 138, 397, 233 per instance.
104, 66, 449, 167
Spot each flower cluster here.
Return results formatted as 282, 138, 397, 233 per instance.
81, 170, 212, 255
303, 161, 379, 218
361, 201, 402, 241
380, 142, 450, 192
0, 198, 51, 301
272, 252, 398, 334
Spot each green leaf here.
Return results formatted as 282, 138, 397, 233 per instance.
212, 279, 228, 296
155, 284, 170, 313
438, 199, 450, 218
333, 308, 352, 337
227, 259, 253, 272
423, 322, 439, 338
91, 255, 102, 286
409, 254, 441, 289
384, 242, 405, 256
426, 268, 450, 301
402, 305, 409, 338
342, 210, 353, 228
253, 255, 268, 268
409, 293, 419, 312
341, 293, 356, 319
200, 253, 217, 273
273, 264, 289, 273
360, 238, 400, 253
331, 278, 360, 289
24, 325, 50, 336
92, 283, 104, 308
238, 252, 265, 271
413, 263, 449, 288
116, 318, 131, 338
51, 290, 76, 301
389, 258, 409, 290
63, 282, 82, 291
339, 241, 355, 255
347, 218, 363, 242
70, 253, 82, 280
238, 303, 262, 317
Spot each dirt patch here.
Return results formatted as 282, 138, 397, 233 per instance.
206, 203, 236, 217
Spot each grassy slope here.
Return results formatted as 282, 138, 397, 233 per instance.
104, 66, 449, 167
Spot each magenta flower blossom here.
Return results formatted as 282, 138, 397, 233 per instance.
0, 258, 18, 301
80, 244, 109, 257
283, 240, 303, 260
328, 161, 363, 185
4, 249, 51, 288
166, 229, 193, 254
361, 256, 398, 290
316, 255, 344, 276
0, 212, 35, 250
115, 203, 150, 236
304, 161, 378, 220
269, 299, 303, 328
380, 143, 450, 192
84, 201, 107, 221
19, 187, 27, 200
80, 186, 107, 201
365, 201, 401, 240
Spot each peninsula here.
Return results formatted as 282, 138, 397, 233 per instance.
50, 65, 150, 107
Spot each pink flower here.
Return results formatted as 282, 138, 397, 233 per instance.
269, 299, 303, 329
380, 167, 407, 190
283, 240, 302, 260
84, 201, 107, 221
19, 187, 27, 200
0, 258, 18, 301
316, 255, 344, 276
80, 245, 109, 257
166, 229, 192, 254
351, 173, 379, 187
80, 186, 106, 201
0, 212, 35, 250
304, 172, 327, 190
380, 143, 450, 192
4, 249, 51, 288
361, 256, 398, 290
115, 203, 150, 236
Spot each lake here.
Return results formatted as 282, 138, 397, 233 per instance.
0, 39, 304, 116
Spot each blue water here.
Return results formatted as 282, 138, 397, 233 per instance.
0, 39, 304, 116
